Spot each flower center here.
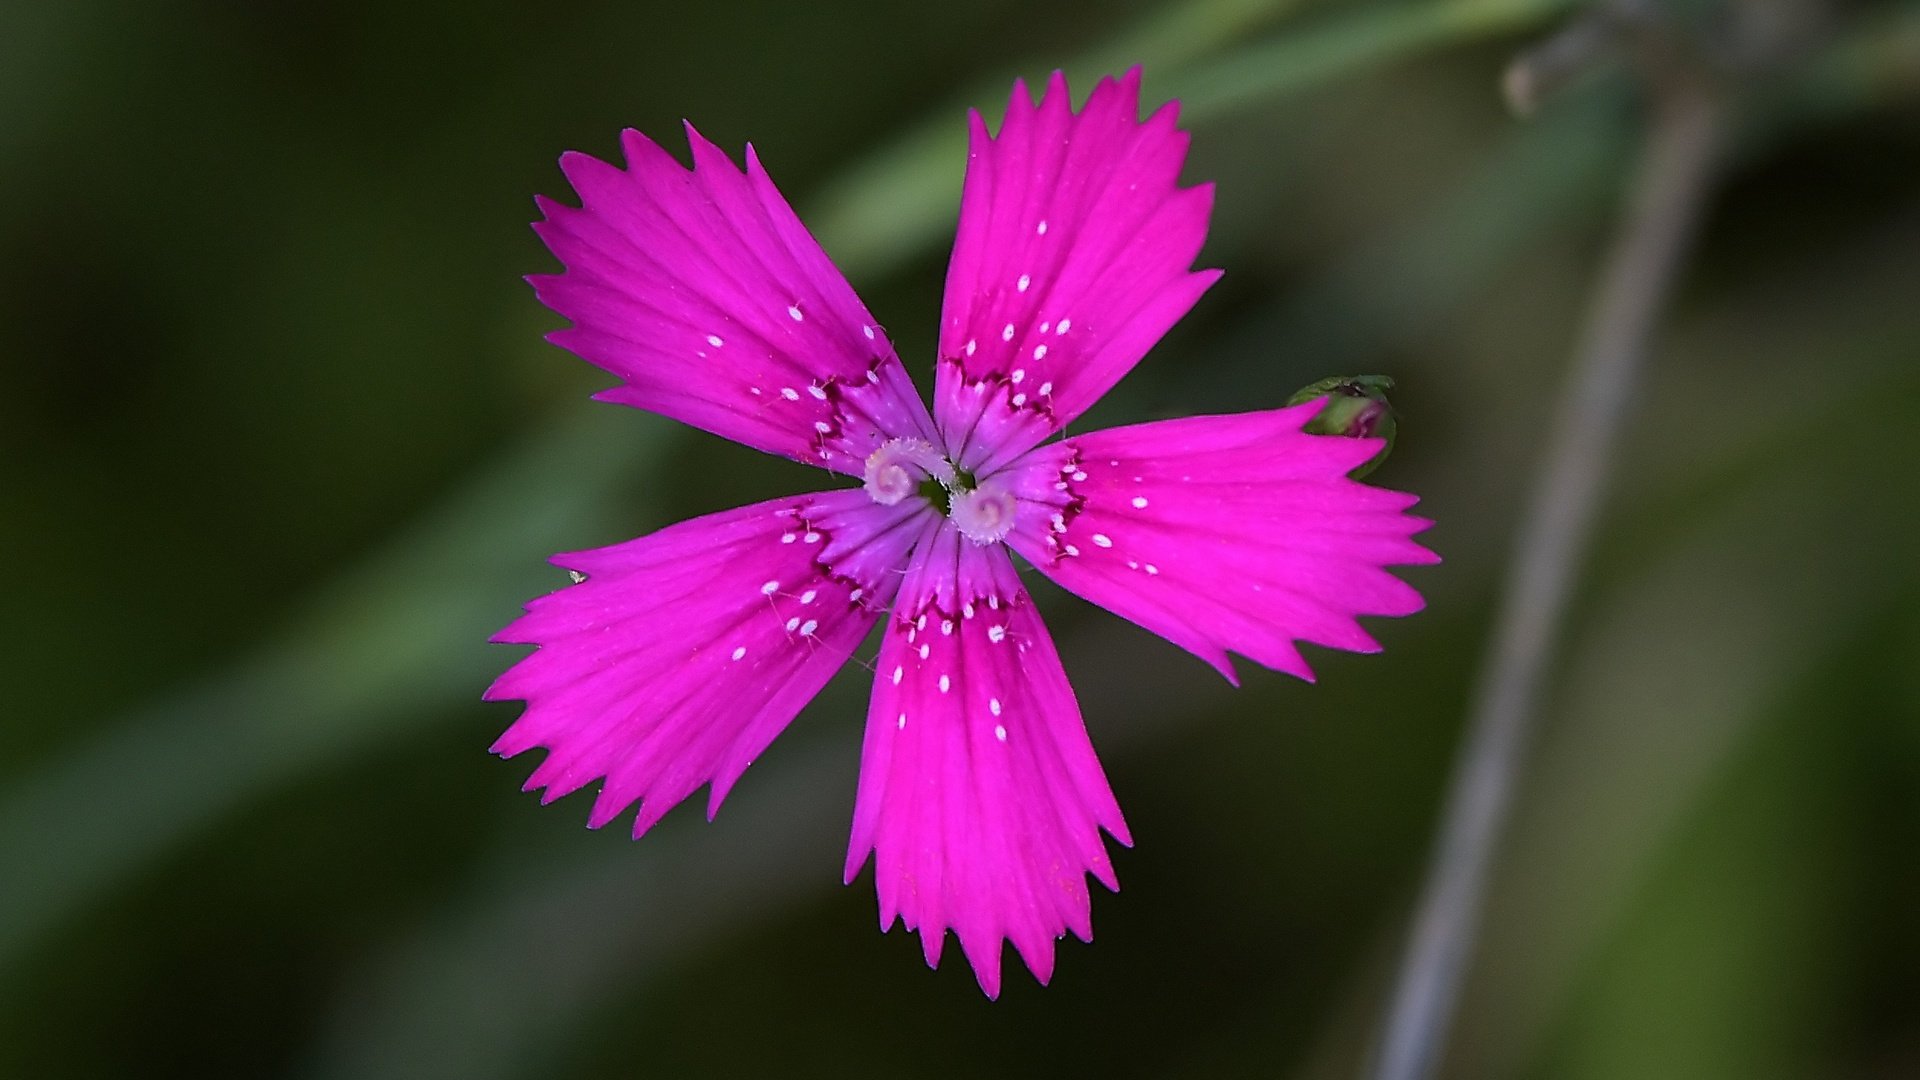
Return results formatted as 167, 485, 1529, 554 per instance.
863, 437, 1016, 544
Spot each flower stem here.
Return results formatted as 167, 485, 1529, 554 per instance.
1369, 34, 1731, 1080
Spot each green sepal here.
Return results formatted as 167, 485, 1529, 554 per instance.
1286, 375, 1398, 479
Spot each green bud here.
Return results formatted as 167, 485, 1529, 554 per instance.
1285, 375, 1398, 479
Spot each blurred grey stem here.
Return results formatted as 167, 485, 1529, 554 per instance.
1369, 47, 1730, 1080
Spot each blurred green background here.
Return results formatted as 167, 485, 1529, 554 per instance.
4, 0, 1918, 1076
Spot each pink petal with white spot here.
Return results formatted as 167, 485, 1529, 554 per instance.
934, 68, 1220, 475
844, 526, 1130, 999
531, 126, 934, 473
1000, 401, 1439, 683
488, 490, 936, 836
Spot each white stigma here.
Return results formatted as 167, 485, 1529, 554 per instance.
948, 480, 1018, 545
862, 437, 952, 506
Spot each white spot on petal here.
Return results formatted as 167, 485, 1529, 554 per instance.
799, 589, 817, 604
1010, 369, 1025, 384
1039, 381, 1053, 396
788, 304, 804, 322
1145, 564, 1160, 575
1072, 470, 1088, 482
1036, 220, 1048, 235
784, 617, 800, 632
1132, 496, 1149, 509
1002, 323, 1015, 342
1092, 533, 1113, 548
919, 643, 930, 660
863, 324, 876, 340
1063, 544, 1080, 557
807, 384, 828, 400
965, 339, 977, 357
1017, 274, 1030, 292
892, 666, 903, 685
781, 533, 797, 544
989, 697, 1002, 716
941, 619, 953, 636
994, 724, 1006, 741
1033, 344, 1047, 361
762, 580, 780, 595
1012, 393, 1026, 407
707, 334, 725, 347
731, 646, 746, 661
780, 387, 800, 401
938, 675, 950, 694
802, 531, 821, 544
988, 625, 1006, 644
1056, 319, 1071, 334
799, 619, 817, 636
898, 713, 907, 730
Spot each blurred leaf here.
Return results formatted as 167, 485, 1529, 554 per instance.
1450, 214, 1920, 1080
1176, 0, 1580, 116
1547, 647, 1866, 1080
811, 0, 1580, 281
0, 407, 661, 973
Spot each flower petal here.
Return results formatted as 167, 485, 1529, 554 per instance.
532, 127, 935, 473
488, 490, 935, 836
1000, 402, 1439, 683
933, 68, 1220, 475
844, 526, 1130, 999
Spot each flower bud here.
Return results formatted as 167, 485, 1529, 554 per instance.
1286, 375, 1397, 478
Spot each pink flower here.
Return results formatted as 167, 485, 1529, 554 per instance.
488, 69, 1437, 998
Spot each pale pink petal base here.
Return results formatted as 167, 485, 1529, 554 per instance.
488, 490, 934, 835
845, 527, 1130, 998
1001, 402, 1440, 683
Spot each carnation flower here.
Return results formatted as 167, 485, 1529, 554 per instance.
487, 69, 1437, 997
